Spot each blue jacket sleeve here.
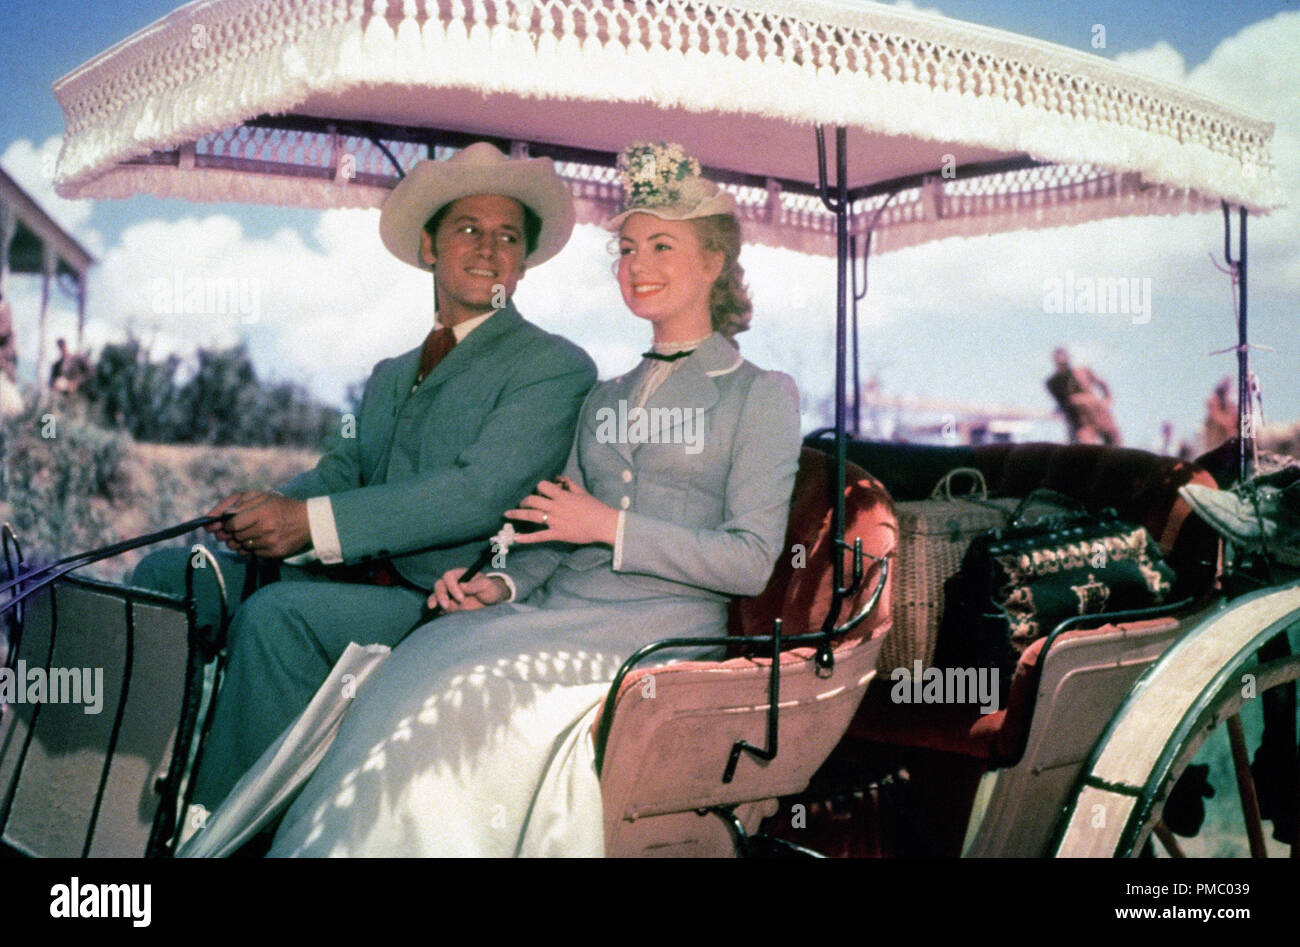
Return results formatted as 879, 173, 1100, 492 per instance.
491, 388, 595, 601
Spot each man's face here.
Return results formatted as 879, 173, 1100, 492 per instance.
420, 194, 528, 324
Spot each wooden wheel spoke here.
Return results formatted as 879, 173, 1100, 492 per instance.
1225, 714, 1269, 858
1153, 821, 1185, 858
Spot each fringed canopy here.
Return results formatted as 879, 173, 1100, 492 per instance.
52, 0, 1279, 255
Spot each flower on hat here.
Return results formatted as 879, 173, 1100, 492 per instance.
616, 142, 712, 212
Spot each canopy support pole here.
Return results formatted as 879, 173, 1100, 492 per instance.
815, 126, 865, 669
849, 235, 864, 436
75, 277, 87, 350
1223, 203, 1253, 482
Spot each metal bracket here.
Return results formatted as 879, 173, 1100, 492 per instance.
699, 805, 751, 857
723, 618, 783, 783
721, 551, 890, 782
185, 545, 230, 659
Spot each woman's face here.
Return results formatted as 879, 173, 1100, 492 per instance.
616, 213, 722, 330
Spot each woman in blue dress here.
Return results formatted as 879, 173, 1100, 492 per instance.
269, 142, 802, 856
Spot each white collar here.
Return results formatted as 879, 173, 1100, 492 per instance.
649, 332, 713, 356
436, 308, 496, 342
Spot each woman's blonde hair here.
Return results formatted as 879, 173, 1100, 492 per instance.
690, 214, 752, 339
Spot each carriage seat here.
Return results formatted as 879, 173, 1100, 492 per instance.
837, 439, 1219, 764
596, 447, 897, 856
837, 439, 1220, 601
779, 439, 1221, 855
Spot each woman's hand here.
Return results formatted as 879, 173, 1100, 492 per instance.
506, 476, 620, 546
429, 568, 509, 612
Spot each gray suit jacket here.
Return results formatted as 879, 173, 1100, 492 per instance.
501, 332, 802, 606
279, 303, 596, 588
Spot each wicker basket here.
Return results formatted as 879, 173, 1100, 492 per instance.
877, 469, 1062, 673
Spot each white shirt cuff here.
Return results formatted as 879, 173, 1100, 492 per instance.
484, 571, 517, 602
306, 495, 344, 565
612, 510, 627, 571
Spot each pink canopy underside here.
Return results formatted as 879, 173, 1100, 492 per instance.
51, 0, 1277, 256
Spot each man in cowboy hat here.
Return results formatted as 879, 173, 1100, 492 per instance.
133, 142, 596, 813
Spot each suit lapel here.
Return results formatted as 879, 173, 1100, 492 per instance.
390, 346, 421, 406
633, 333, 736, 451
369, 307, 521, 482
587, 361, 645, 467
414, 304, 524, 397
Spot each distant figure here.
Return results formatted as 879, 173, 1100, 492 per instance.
1045, 347, 1121, 445
1159, 420, 1175, 455
0, 293, 16, 382
1203, 375, 1237, 453
49, 337, 90, 395
0, 294, 21, 417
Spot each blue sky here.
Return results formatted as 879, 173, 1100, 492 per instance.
1, 0, 1297, 452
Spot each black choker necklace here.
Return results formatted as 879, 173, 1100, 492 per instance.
642, 349, 695, 362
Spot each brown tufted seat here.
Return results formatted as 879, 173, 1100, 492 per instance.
795, 438, 1221, 855
848, 441, 1217, 748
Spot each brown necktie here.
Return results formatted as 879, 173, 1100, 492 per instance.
415, 326, 457, 387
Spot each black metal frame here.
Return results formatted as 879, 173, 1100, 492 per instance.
155, 546, 233, 856
0, 572, 213, 857
1039, 597, 1198, 666
0, 524, 229, 858
223, 115, 1048, 204
848, 206, 892, 437
0, 515, 223, 614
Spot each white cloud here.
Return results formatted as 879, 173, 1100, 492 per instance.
91, 208, 440, 403
1113, 41, 1188, 84
889, 0, 948, 19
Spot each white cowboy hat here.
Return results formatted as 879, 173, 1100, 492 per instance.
380, 142, 576, 269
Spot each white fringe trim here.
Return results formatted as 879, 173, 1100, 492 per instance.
53, 0, 1279, 212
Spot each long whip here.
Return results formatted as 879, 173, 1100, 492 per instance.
0, 514, 230, 614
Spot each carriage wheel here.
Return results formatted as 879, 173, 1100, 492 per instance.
1132, 649, 1300, 857
1053, 580, 1300, 857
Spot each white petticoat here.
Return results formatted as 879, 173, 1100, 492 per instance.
268, 595, 723, 857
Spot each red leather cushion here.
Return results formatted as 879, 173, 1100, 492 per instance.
728, 447, 896, 646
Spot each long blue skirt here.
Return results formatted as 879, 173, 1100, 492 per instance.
268, 590, 725, 857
